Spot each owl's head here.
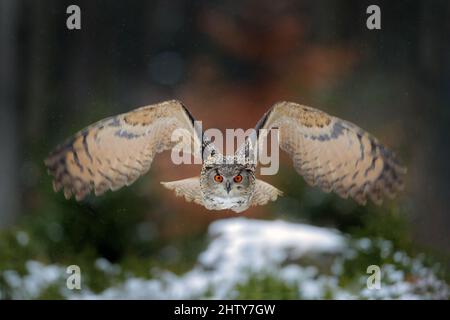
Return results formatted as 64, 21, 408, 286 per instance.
200, 163, 256, 200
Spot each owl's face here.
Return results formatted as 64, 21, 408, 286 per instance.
200, 164, 256, 210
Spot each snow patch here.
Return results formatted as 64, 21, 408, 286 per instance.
1, 218, 448, 299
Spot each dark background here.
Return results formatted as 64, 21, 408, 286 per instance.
0, 0, 449, 295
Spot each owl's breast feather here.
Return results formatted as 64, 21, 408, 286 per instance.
203, 195, 250, 213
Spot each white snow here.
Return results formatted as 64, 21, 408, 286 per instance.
74, 218, 345, 299
3, 261, 64, 299
1, 217, 448, 299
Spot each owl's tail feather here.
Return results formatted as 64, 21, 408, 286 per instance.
160, 177, 204, 206
251, 179, 283, 207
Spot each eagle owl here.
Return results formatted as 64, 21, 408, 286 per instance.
45, 100, 406, 213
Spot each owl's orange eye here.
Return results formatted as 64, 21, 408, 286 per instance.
214, 174, 223, 183
233, 175, 243, 183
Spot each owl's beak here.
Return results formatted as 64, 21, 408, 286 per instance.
225, 181, 231, 194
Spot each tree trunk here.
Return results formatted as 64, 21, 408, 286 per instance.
0, 0, 20, 228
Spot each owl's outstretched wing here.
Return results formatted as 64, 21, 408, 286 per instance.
160, 177, 203, 205
254, 101, 406, 205
45, 100, 202, 201
251, 180, 283, 207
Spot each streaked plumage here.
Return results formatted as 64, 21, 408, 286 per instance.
251, 102, 406, 205
45, 100, 406, 212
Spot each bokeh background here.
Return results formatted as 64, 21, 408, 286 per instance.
0, 0, 449, 299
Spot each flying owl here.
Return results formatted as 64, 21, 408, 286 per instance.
45, 100, 406, 213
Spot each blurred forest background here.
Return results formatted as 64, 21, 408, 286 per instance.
0, 0, 449, 299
